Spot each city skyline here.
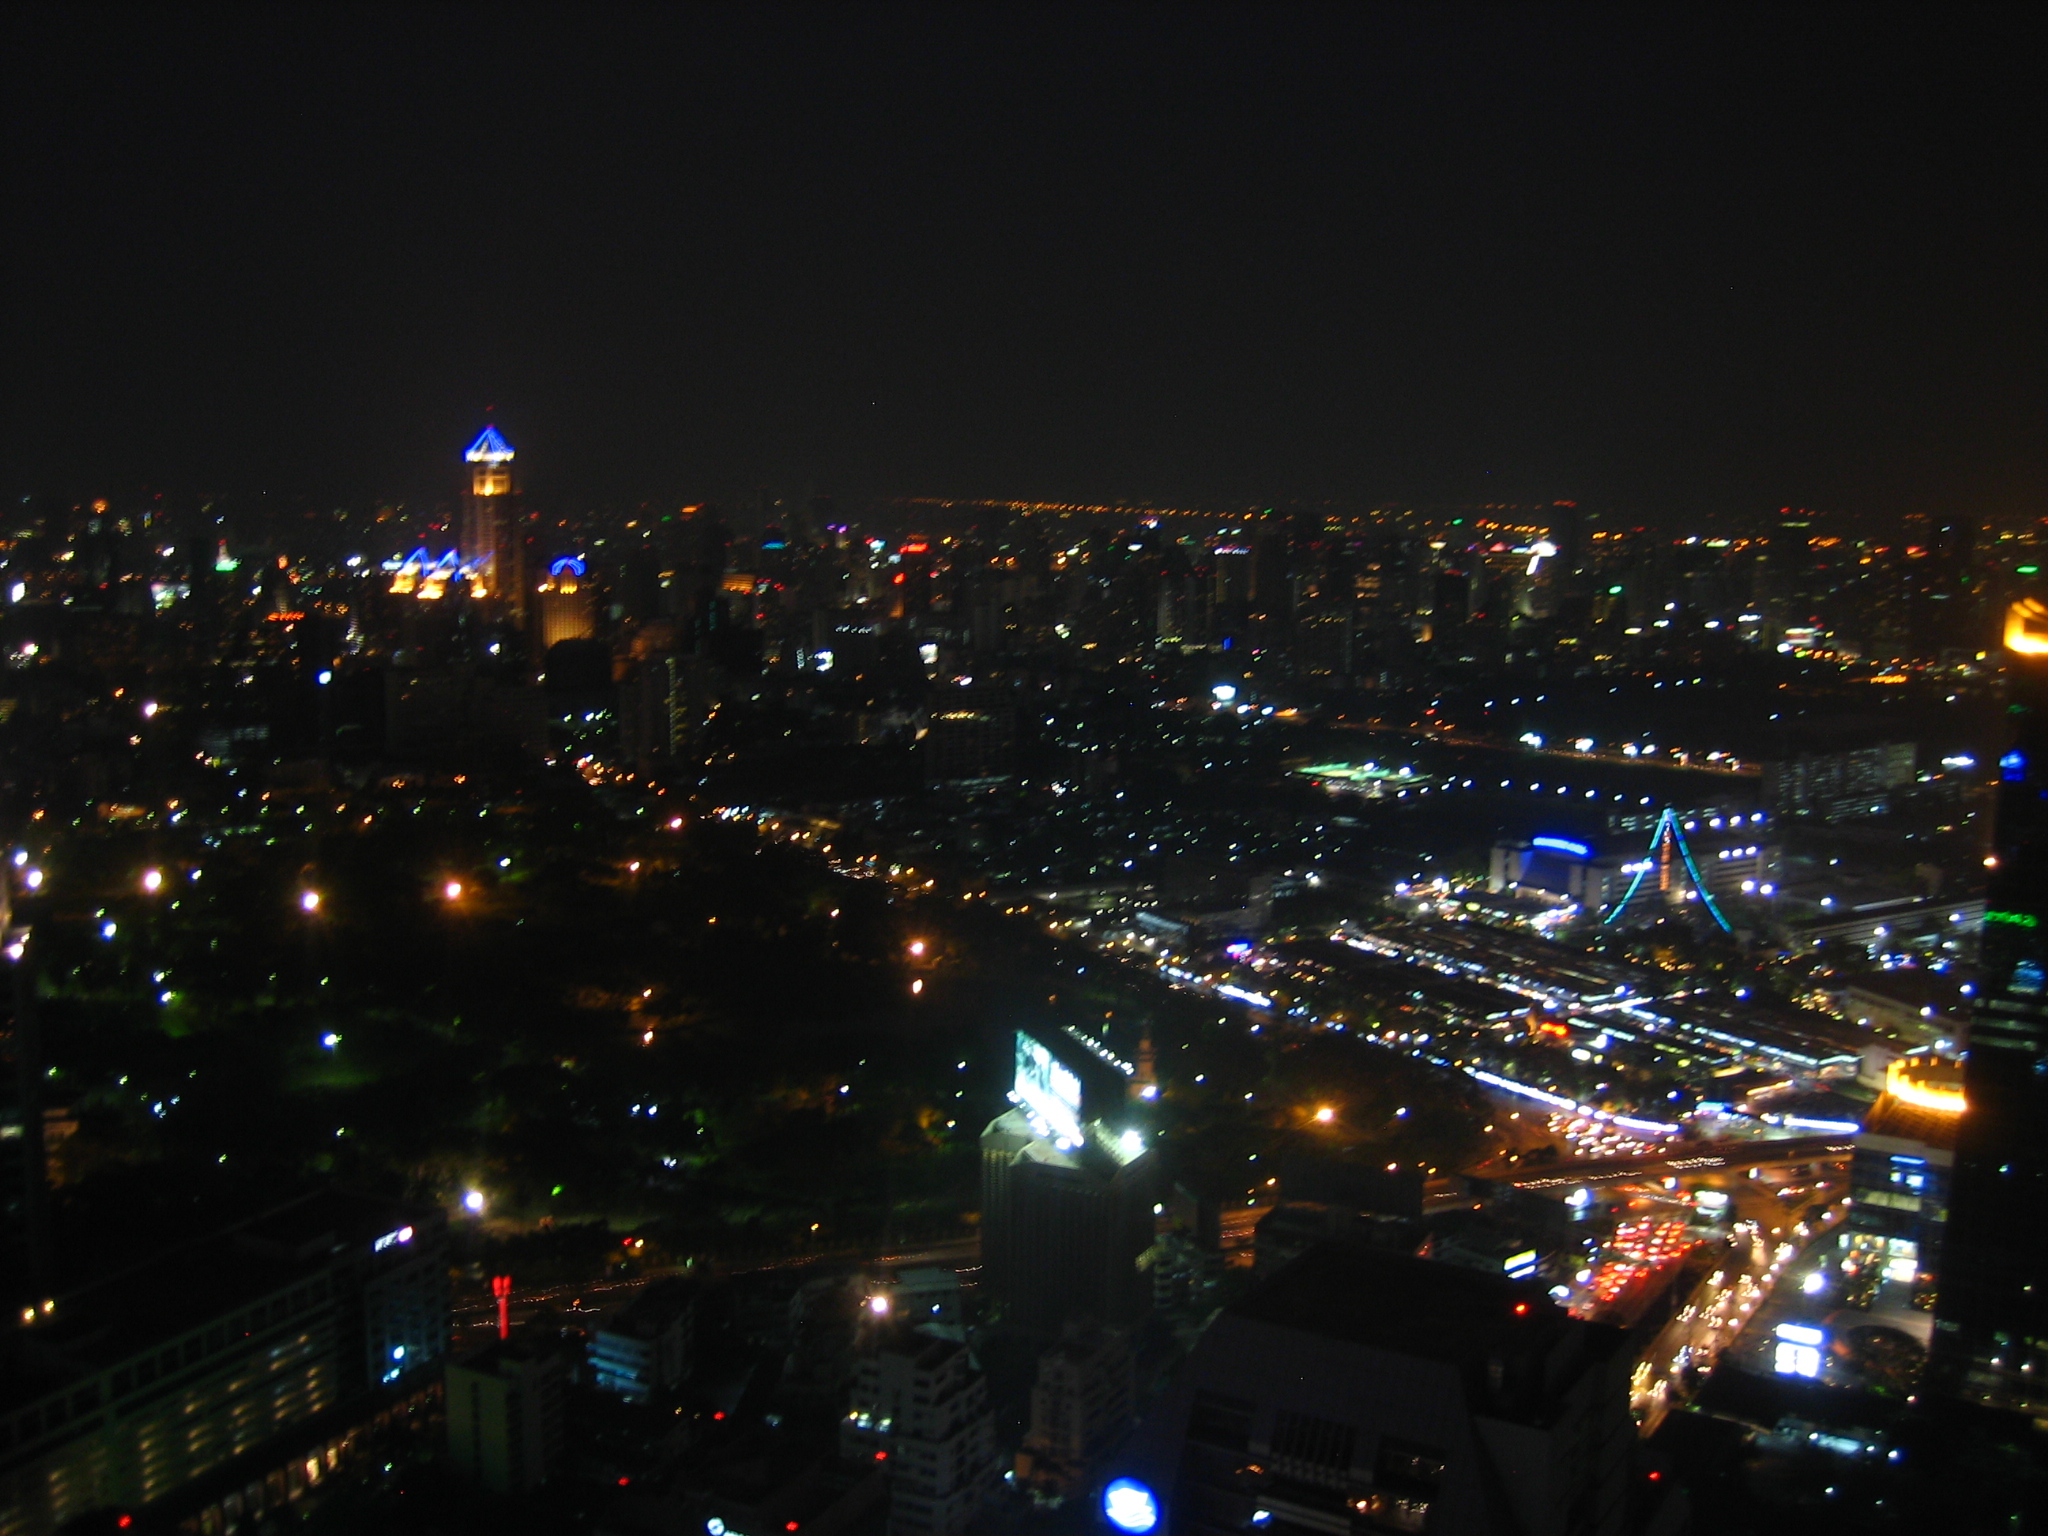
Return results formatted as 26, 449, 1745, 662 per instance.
7, 8, 2048, 1533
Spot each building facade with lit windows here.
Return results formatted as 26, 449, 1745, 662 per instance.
0, 1191, 447, 1536
1931, 597, 2048, 1412
1841, 1054, 1961, 1315
841, 1332, 998, 1536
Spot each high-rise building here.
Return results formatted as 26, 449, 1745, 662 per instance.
1931, 599, 2048, 1412
0, 1191, 448, 1536
1760, 742, 1916, 822
446, 1337, 569, 1493
535, 554, 598, 650
841, 1333, 998, 1536
1102, 1242, 1635, 1536
1841, 1052, 1961, 1315
980, 1030, 1158, 1334
589, 1276, 697, 1404
460, 426, 525, 623
1014, 1322, 1133, 1500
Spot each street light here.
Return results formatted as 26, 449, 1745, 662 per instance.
443, 880, 463, 902
463, 1189, 485, 1214
1314, 1106, 1335, 1124
300, 890, 322, 913
141, 868, 163, 894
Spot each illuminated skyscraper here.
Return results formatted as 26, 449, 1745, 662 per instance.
535, 555, 597, 650
1932, 598, 2048, 1412
459, 426, 524, 622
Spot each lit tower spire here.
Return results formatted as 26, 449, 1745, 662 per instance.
459, 426, 525, 622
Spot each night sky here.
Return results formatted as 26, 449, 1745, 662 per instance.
5, 5, 2041, 521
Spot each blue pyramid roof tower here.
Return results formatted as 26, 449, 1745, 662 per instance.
464, 426, 515, 464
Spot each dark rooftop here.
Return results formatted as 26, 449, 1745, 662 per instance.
1228, 1241, 1565, 1365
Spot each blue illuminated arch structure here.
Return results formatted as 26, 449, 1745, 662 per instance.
1601, 806, 1733, 933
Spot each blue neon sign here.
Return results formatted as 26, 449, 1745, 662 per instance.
549, 555, 588, 579
1532, 836, 1593, 859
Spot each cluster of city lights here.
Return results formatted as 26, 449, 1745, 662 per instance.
1586, 1216, 1697, 1307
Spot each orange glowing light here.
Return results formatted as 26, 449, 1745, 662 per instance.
1885, 1054, 1966, 1115
2006, 599, 2048, 656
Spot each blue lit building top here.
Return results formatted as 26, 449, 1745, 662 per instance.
464, 426, 515, 464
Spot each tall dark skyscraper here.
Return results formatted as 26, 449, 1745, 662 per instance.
1932, 598, 2048, 1412
981, 1030, 1157, 1334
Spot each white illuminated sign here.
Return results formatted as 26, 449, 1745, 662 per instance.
372, 1225, 416, 1254
1014, 1032, 1083, 1146
1773, 1322, 1825, 1378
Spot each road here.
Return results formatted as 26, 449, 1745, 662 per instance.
452, 1235, 983, 1335
1630, 1196, 1847, 1433
1505, 1134, 1853, 1191
1328, 720, 1759, 778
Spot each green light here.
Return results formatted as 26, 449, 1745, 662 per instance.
1985, 910, 2039, 929
1608, 585, 1624, 595
550, 1185, 563, 1196
2018, 565, 2040, 575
